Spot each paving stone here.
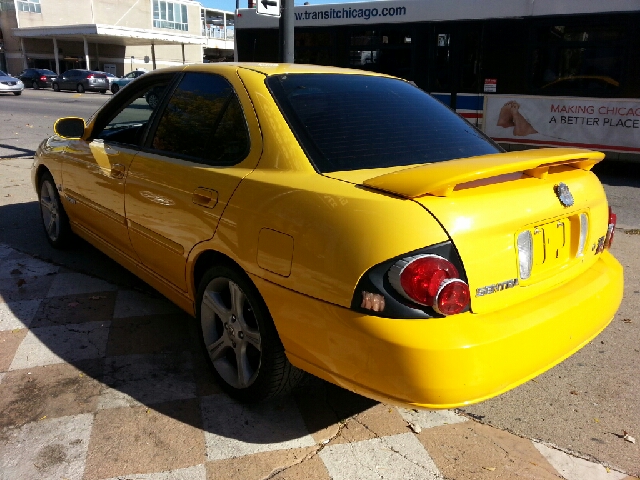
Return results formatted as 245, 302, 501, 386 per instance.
294, 383, 341, 444
320, 432, 442, 480
270, 452, 331, 480
97, 352, 197, 409
0, 361, 103, 428
113, 289, 181, 319
106, 312, 194, 356
0, 298, 41, 331
46, 272, 118, 297
101, 464, 207, 480
0, 413, 93, 480
9, 321, 110, 370
202, 394, 316, 460
534, 442, 628, 480
417, 421, 561, 479
0, 328, 27, 372
0, 255, 59, 279
0, 274, 56, 302
205, 447, 329, 480
83, 400, 205, 480
30, 291, 116, 327
397, 407, 468, 429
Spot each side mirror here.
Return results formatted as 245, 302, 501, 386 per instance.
54, 117, 85, 139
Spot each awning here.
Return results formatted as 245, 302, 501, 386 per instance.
12, 24, 205, 46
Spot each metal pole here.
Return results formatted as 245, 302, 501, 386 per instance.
280, 0, 294, 63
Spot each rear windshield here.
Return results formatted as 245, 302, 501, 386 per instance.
37, 69, 56, 75
267, 74, 500, 173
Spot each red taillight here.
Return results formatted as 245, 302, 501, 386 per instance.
604, 206, 616, 249
390, 254, 470, 315
40, 75, 47, 81
435, 279, 471, 315
87, 74, 94, 79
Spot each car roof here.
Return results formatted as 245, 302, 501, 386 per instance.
179, 62, 388, 78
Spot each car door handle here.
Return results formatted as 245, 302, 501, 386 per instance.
192, 187, 218, 209
111, 163, 126, 179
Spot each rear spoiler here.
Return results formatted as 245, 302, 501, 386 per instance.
362, 148, 604, 198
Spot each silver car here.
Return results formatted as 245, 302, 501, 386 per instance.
52, 69, 109, 93
0, 71, 24, 96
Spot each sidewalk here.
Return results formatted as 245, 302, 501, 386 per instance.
0, 243, 637, 480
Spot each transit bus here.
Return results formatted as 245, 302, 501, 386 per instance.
235, 0, 640, 160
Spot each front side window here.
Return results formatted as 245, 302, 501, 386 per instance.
153, 0, 188, 31
17, 0, 40, 13
267, 74, 500, 173
150, 72, 250, 166
93, 79, 173, 146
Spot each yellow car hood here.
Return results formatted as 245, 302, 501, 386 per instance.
327, 148, 610, 314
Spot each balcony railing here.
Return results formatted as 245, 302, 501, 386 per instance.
202, 26, 235, 40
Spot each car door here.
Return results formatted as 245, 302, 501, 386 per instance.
60, 74, 176, 260
124, 69, 262, 291
59, 70, 74, 90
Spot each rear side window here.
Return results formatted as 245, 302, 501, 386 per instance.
267, 74, 500, 173
151, 72, 250, 166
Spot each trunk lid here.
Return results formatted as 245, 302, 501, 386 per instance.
327, 148, 611, 314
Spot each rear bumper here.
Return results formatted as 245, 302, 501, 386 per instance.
254, 251, 623, 409
86, 81, 108, 91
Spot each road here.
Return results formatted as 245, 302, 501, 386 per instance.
1, 88, 639, 477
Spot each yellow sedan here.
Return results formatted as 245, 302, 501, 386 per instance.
32, 63, 623, 408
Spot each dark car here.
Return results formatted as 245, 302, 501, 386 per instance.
18, 68, 58, 89
52, 69, 109, 93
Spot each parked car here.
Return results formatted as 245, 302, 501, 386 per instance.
110, 69, 146, 94
32, 64, 623, 407
0, 70, 24, 95
52, 69, 109, 93
94, 71, 118, 89
17, 68, 58, 89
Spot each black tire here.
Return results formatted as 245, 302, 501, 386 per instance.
76, 83, 85, 93
196, 264, 305, 403
111, 84, 119, 94
38, 172, 73, 249
32, 81, 40, 90
99, 89, 106, 94
13, 91, 22, 96
53, 83, 60, 92
147, 92, 159, 109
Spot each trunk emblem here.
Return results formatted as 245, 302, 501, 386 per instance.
554, 183, 574, 207
476, 278, 518, 297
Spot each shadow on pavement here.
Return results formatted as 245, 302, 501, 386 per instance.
0, 200, 374, 445
0, 144, 36, 159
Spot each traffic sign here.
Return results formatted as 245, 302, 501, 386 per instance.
257, 0, 280, 17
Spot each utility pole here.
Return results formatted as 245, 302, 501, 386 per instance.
278, 0, 294, 63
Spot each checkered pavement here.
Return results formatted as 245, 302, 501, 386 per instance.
0, 243, 636, 480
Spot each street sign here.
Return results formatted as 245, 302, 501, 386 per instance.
257, 0, 280, 17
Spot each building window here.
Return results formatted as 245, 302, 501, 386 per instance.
153, 1, 188, 31
17, 0, 41, 13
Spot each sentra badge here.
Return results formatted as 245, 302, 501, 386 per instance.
554, 182, 574, 207
476, 279, 518, 297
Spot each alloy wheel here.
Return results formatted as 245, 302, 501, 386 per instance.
200, 277, 262, 389
40, 179, 61, 242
